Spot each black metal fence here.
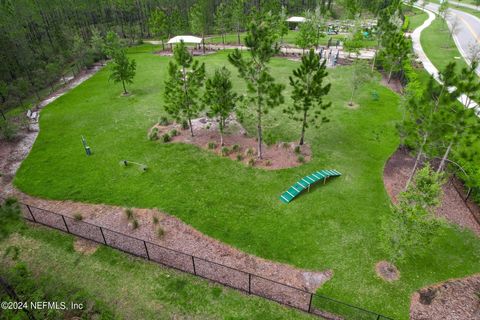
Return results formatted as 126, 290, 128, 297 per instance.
0, 196, 393, 320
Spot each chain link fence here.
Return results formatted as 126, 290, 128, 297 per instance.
0, 196, 393, 320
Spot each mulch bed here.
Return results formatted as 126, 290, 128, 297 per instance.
383, 147, 480, 236
410, 274, 480, 320
150, 116, 312, 170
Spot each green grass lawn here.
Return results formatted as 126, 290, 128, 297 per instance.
403, 6, 429, 31
13, 45, 480, 319
1, 224, 314, 320
421, 14, 470, 72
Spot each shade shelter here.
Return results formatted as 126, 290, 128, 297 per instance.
286, 16, 307, 23
167, 35, 203, 45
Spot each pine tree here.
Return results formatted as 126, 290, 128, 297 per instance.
109, 49, 136, 95
164, 41, 206, 137
285, 49, 331, 146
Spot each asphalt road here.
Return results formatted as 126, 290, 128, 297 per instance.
424, 2, 480, 75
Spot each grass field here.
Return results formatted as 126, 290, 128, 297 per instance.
1, 223, 314, 319
13, 45, 480, 319
421, 14, 470, 72
404, 6, 429, 31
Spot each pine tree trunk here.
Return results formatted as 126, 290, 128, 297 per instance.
257, 107, 263, 159
237, 27, 241, 45
122, 81, 127, 94
188, 117, 194, 137
202, 33, 206, 54
388, 65, 394, 83
438, 140, 453, 173
406, 135, 427, 190
300, 110, 307, 145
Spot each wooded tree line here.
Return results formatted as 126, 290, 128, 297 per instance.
0, 0, 397, 113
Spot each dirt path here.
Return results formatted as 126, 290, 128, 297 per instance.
383, 147, 480, 236
0, 65, 332, 293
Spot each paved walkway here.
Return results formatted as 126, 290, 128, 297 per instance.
412, 4, 479, 115
424, 1, 480, 75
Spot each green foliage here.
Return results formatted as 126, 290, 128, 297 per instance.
0, 118, 18, 141
132, 219, 139, 229
181, 119, 189, 130
286, 49, 331, 145
0, 198, 22, 241
159, 116, 170, 126
228, 17, 285, 157
204, 67, 238, 146
157, 227, 165, 238
208, 142, 217, 149
294, 145, 301, 154
124, 208, 134, 220
382, 164, 445, 263
164, 41, 206, 137
149, 9, 168, 49
149, 127, 159, 141
349, 59, 373, 105
221, 146, 230, 156
73, 213, 83, 221
297, 155, 305, 163
152, 216, 159, 224
170, 128, 178, 137
247, 158, 255, 166
236, 154, 243, 161
162, 133, 171, 143
109, 49, 137, 94
232, 144, 240, 152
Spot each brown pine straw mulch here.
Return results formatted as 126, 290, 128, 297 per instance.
150, 116, 312, 170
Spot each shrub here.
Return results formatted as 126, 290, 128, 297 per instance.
245, 147, 255, 157
208, 142, 217, 149
282, 142, 290, 149
297, 155, 305, 163
294, 146, 301, 154
153, 216, 159, 224
248, 158, 255, 166
221, 146, 229, 156
0, 120, 18, 141
206, 124, 211, 130
125, 208, 134, 220
170, 128, 178, 136
132, 219, 139, 229
73, 213, 83, 221
236, 154, 243, 161
181, 120, 189, 130
157, 227, 165, 238
232, 144, 240, 152
149, 127, 159, 141
265, 160, 272, 166
162, 133, 171, 143
159, 116, 169, 126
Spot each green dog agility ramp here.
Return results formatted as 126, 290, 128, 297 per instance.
279, 169, 341, 203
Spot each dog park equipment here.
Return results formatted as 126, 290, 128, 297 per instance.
279, 169, 342, 203
81, 135, 91, 156
121, 160, 148, 172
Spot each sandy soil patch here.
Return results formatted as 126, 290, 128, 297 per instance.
375, 261, 400, 282
74, 238, 99, 255
383, 147, 480, 236
150, 116, 312, 170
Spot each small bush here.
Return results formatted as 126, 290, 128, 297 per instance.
73, 213, 83, 221
162, 133, 171, 143
245, 147, 255, 157
282, 142, 290, 149
181, 120, 189, 130
125, 208, 134, 220
265, 160, 272, 166
206, 124, 211, 130
153, 216, 159, 224
0, 120, 18, 141
236, 154, 243, 161
248, 158, 255, 167
294, 146, 301, 154
157, 227, 165, 238
208, 142, 217, 149
149, 127, 159, 141
232, 144, 240, 152
221, 146, 229, 156
132, 219, 139, 229
159, 116, 169, 126
297, 155, 305, 163
170, 128, 178, 136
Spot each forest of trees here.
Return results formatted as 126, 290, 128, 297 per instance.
0, 0, 393, 112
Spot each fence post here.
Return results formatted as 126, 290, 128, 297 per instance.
308, 293, 313, 313
143, 241, 150, 260
61, 215, 70, 233
248, 274, 251, 294
192, 256, 196, 275
99, 227, 107, 245
26, 205, 36, 223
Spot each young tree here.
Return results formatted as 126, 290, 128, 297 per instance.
230, 0, 246, 45
189, 0, 211, 54
103, 31, 122, 59
215, 2, 231, 47
149, 8, 168, 50
349, 59, 372, 106
90, 27, 106, 61
439, 0, 450, 29
382, 30, 410, 82
285, 49, 331, 146
109, 49, 136, 95
164, 41, 206, 137
228, 18, 285, 158
382, 164, 444, 263
203, 67, 238, 146
295, 15, 317, 53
